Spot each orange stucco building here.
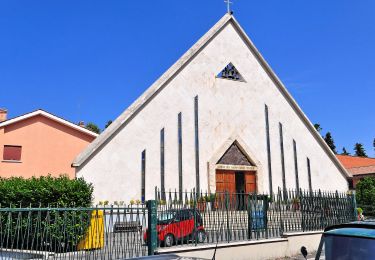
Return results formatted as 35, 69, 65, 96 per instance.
0, 109, 98, 178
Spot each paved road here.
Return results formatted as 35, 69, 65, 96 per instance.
278, 250, 325, 260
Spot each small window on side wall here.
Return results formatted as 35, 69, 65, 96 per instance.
3, 145, 22, 161
348, 179, 354, 190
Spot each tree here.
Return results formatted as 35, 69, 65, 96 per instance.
85, 122, 101, 134
354, 143, 367, 157
105, 120, 113, 129
341, 147, 350, 155
373, 138, 375, 152
314, 123, 322, 133
324, 132, 337, 154
356, 177, 375, 216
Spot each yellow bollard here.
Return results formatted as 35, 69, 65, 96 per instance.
77, 210, 104, 250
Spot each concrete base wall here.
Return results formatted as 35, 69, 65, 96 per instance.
157, 231, 323, 260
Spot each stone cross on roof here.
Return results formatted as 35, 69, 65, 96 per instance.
224, 0, 233, 14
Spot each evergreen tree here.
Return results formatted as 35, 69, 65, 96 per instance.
354, 143, 367, 157
314, 123, 322, 133
105, 120, 113, 129
85, 122, 101, 134
373, 138, 375, 152
341, 147, 350, 155
324, 132, 337, 154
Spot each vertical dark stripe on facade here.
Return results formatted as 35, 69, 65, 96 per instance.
178, 112, 183, 200
194, 96, 200, 193
141, 149, 146, 202
279, 123, 287, 193
160, 128, 165, 199
307, 157, 312, 192
264, 105, 273, 194
293, 140, 300, 191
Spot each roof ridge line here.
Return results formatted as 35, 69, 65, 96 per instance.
72, 13, 233, 166
0, 109, 98, 137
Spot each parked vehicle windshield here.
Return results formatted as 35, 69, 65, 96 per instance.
158, 211, 176, 223
325, 234, 375, 260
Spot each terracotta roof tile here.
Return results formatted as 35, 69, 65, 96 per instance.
336, 155, 375, 169
348, 165, 375, 176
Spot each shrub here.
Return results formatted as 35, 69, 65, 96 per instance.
356, 177, 375, 206
0, 175, 93, 207
0, 175, 93, 252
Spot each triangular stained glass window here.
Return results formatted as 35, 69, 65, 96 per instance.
217, 63, 245, 81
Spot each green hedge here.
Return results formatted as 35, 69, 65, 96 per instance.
0, 175, 94, 252
356, 177, 375, 217
0, 175, 93, 207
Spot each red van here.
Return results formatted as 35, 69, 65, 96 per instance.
144, 209, 206, 247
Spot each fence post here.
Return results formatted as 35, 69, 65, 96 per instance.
225, 191, 230, 242
335, 190, 340, 224
194, 190, 198, 246
278, 187, 284, 236
247, 193, 252, 240
301, 188, 305, 232
147, 200, 157, 256
263, 195, 269, 239
317, 189, 322, 230
351, 191, 357, 221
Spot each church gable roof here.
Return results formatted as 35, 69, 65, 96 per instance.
73, 13, 233, 167
72, 14, 349, 179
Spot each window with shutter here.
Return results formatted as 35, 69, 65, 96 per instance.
3, 145, 22, 161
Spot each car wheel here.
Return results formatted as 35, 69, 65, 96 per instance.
196, 230, 206, 243
164, 234, 175, 247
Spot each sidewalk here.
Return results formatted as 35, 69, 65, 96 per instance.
278, 250, 324, 260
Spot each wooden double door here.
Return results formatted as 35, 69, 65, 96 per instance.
216, 170, 256, 194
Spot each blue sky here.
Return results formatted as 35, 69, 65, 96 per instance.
0, 1, 374, 156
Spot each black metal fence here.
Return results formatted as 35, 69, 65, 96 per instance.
154, 187, 356, 248
0, 188, 356, 259
0, 206, 148, 259
300, 189, 356, 231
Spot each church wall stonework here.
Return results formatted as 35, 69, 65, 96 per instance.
76, 20, 348, 203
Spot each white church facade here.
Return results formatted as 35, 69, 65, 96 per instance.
73, 14, 349, 203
